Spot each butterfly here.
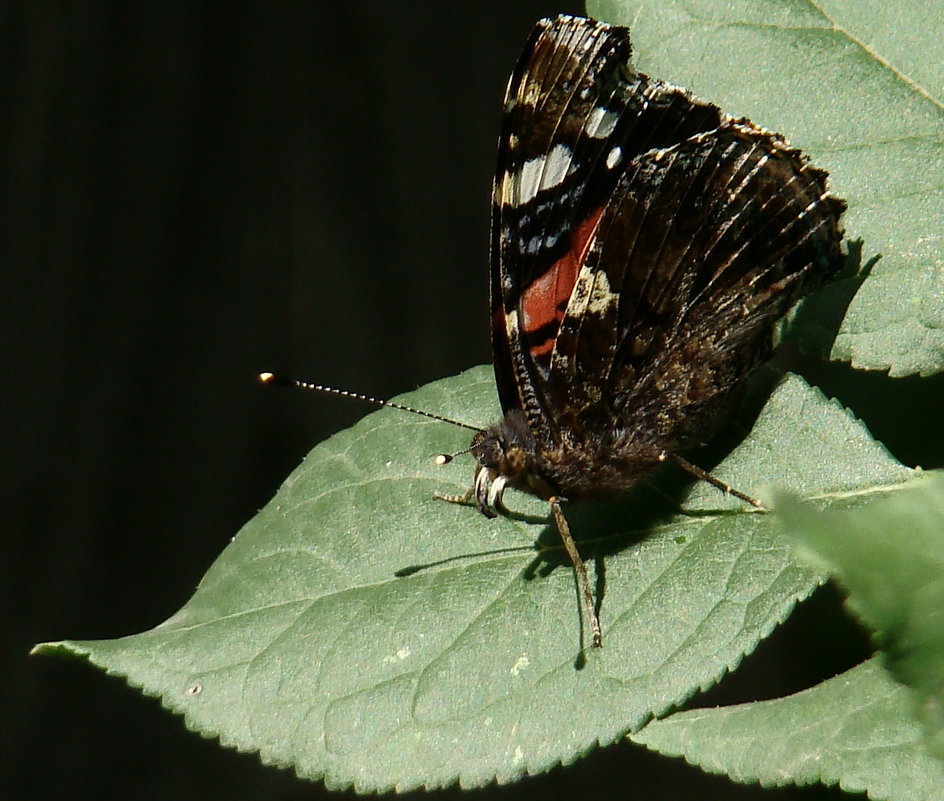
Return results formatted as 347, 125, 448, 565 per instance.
435, 15, 846, 647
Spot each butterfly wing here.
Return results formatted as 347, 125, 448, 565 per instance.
548, 118, 846, 452
491, 15, 724, 448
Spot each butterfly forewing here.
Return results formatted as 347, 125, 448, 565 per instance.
491, 16, 728, 445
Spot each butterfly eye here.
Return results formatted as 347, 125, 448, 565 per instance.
470, 430, 504, 468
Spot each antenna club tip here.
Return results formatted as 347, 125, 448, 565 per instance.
258, 372, 295, 387
434, 453, 453, 466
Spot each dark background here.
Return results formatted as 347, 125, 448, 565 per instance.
5, 2, 942, 800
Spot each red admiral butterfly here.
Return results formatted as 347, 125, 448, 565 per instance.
263, 14, 845, 650
435, 15, 846, 647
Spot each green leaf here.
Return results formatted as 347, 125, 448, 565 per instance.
632, 657, 944, 800
34, 367, 916, 792
587, 0, 944, 377
780, 474, 944, 759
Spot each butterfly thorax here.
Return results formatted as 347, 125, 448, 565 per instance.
470, 409, 666, 515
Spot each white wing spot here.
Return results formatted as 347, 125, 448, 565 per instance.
606, 146, 623, 169
513, 143, 572, 204
586, 105, 618, 139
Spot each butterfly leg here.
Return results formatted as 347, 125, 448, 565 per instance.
434, 464, 502, 517
666, 453, 766, 509
433, 487, 474, 504
549, 497, 603, 649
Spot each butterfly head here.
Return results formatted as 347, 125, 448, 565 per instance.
467, 410, 556, 516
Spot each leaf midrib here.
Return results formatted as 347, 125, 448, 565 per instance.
653, 1, 944, 115
805, 0, 944, 113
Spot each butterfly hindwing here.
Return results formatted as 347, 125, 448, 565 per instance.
548, 120, 846, 449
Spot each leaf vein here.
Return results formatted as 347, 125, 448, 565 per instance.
804, 0, 944, 113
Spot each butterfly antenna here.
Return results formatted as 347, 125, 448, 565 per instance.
434, 447, 473, 465
258, 372, 482, 432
